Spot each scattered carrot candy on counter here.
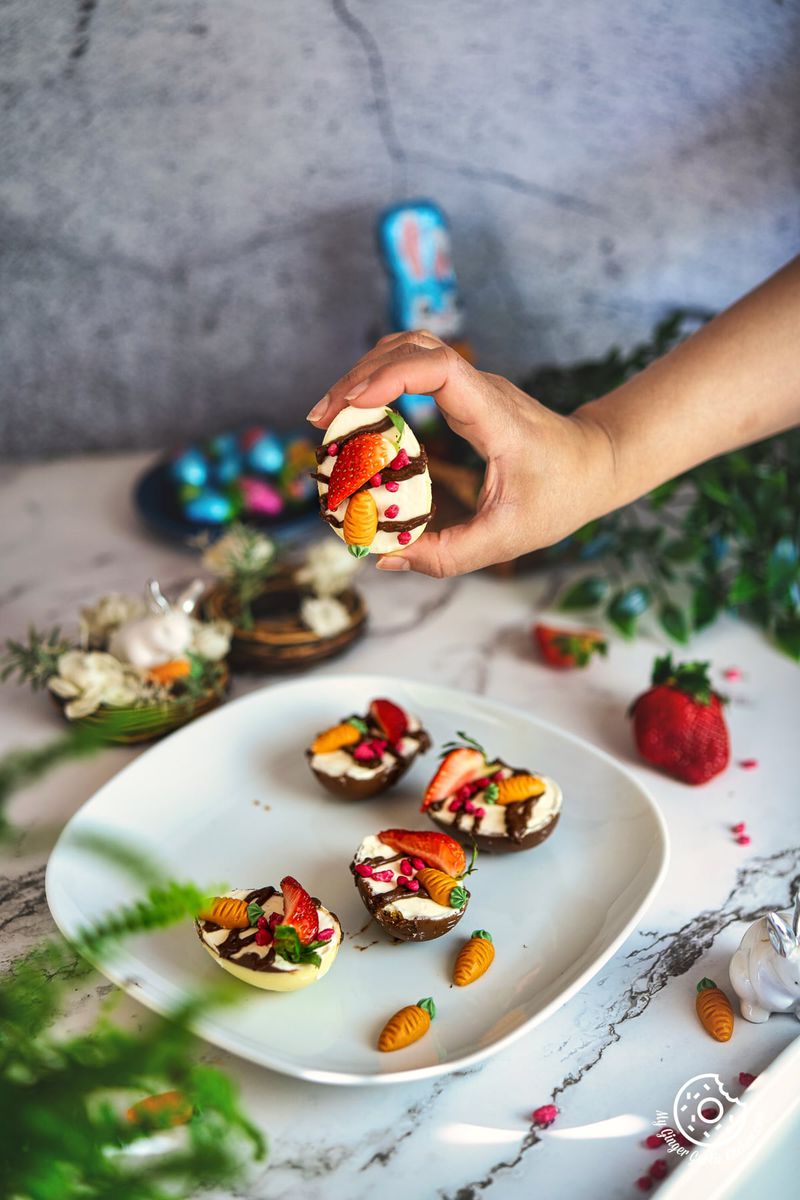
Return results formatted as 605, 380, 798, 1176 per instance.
695, 977, 734, 1041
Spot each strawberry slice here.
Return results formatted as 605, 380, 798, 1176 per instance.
326, 433, 395, 510
534, 623, 607, 669
421, 747, 486, 810
280, 875, 319, 944
378, 829, 466, 878
369, 697, 408, 742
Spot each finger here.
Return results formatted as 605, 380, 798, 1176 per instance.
307, 333, 448, 426
376, 511, 510, 578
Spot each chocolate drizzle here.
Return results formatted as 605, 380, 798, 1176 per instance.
429, 762, 545, 844
321, 505, 434, 534
197, 886, 284, 972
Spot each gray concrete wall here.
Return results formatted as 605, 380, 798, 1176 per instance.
2, 0, 798, 459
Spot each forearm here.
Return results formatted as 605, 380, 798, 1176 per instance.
574, 255, 800, 517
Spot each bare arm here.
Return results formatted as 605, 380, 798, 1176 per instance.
308, 255, 800, 577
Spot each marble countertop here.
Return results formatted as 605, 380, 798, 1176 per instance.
2, 451, 799, 1199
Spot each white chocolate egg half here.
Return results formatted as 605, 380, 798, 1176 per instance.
317, 405, 433, 555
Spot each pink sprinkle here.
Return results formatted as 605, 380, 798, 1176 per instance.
737, 834, 751, 846
490, 770, 504, 782
372, 869, 394, 883
636, 1177, 653, 1193
268, 911, 281, 929
354, 742, 378, 762
397, 876, 410, 888
739, 759, 758, 770
385, 480, 400, 493
644, 1134, 662, 1150
257, 915, 268, 929
731, 822, 746, 834
474, 807, 485, 818
723, 667, 743, 681
370, 738, 388, 755
404, 878, 420, 892
398, 531, 412, 545
739, 1072, 757, 1088
474, 777, 490, 789
255, 928, 271, 947
318, 927, 334, 941
370, 473, 382, 487
401, 858, 413, 876
456, 784, 472, 802
355, 863, 374, 878
650, 1160, 668, 1181
326, 442, 339, 457
464, 800, 476, 814
531, 1104, 558, 1128
448, 798, 464, 813
385, 503, 400, 519
411, 856, 426, 870
390, 449, 409, 470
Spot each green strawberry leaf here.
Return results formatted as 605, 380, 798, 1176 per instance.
386, 409, 406, 440
440, 730, 487, 758
272, 923, 322, 967
650, 653, 713, 704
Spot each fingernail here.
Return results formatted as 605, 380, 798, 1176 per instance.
306, 394, 330, 422
344, 379, 370, 402
376, 556, 410, 571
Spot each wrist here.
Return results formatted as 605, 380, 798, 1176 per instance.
566, 404, 623, 522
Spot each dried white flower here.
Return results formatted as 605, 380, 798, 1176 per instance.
79, 593, 146, 647
300, 596, 351, 639
202, 525, 276, 580
295, 540, 360, 598
48, 651, 144, 719
189, 619, 232, 662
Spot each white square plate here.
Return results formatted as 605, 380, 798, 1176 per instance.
46, 674, 669, 1085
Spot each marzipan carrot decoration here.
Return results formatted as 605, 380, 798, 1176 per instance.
695, 977, 734, 1041
199, 896, 250, 929
311, 721, 362, 755
148, 659, 192, 686
378, 997, 436, 1052
453, 930, 495, 986
126, 1090, 193, 1127
495, 774, 547, 805
416, 867, 468, 910
343, 491, 378, 557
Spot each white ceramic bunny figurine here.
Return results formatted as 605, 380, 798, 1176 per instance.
729, 892, 800, 1023
108, 579, 204, 669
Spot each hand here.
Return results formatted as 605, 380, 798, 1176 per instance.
307, 332, 614, 577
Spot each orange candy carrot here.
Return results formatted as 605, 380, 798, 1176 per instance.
199, 896, 250, 929
126, 1090, 193, 1127
453, 930, 495, 986
495, 774, 547, 805
343, 490, 378, 555
148, 659, 192, 686
695, 977, 734, 1041
311, 721, 361, 755
378, 997, 436, 1052
416, 867, 468, 910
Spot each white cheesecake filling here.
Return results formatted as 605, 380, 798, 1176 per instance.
353, 834, 461, 921
433, 772, 562, 838
199, 889, 341, 973
318, 405, 433, 555
310, 714, 423, 779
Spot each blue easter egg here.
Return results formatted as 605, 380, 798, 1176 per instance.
184, 490, 235, 524
247, 432, 284, 475
207, 431, 239, 458
171, 447, 208, 488
213, 452, 244, 485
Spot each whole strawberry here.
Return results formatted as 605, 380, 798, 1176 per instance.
630, 655, 730, 785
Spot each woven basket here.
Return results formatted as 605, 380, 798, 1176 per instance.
51, 664, 230, 745
204, 575, 367, 671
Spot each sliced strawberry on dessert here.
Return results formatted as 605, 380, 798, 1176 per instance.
378, 829, 466, 878
421, 746, 486, 810
326, 433, 395, 510
369, 697, 408, 742
534, 623, 607, 669
279, 875, 319, 944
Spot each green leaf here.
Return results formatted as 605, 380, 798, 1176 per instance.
386, 408, 406, 439
417, 996, 436, 1020
691, 582, 720, 631
272, 924, 321, 967
449, 885, 468, 909
471, 929, 493, 942
559, 576, 609, 610
246, 901, 265, 925
663, 537, 698, 563
658, 603, 689, 644
348, 716, 368, 734
607, 585, 651, 637
482, 783, 499, 804
347, 544, 371, 558
774, 616, 800, 660
648, 479, 680, 508
767, 538, 799, 597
